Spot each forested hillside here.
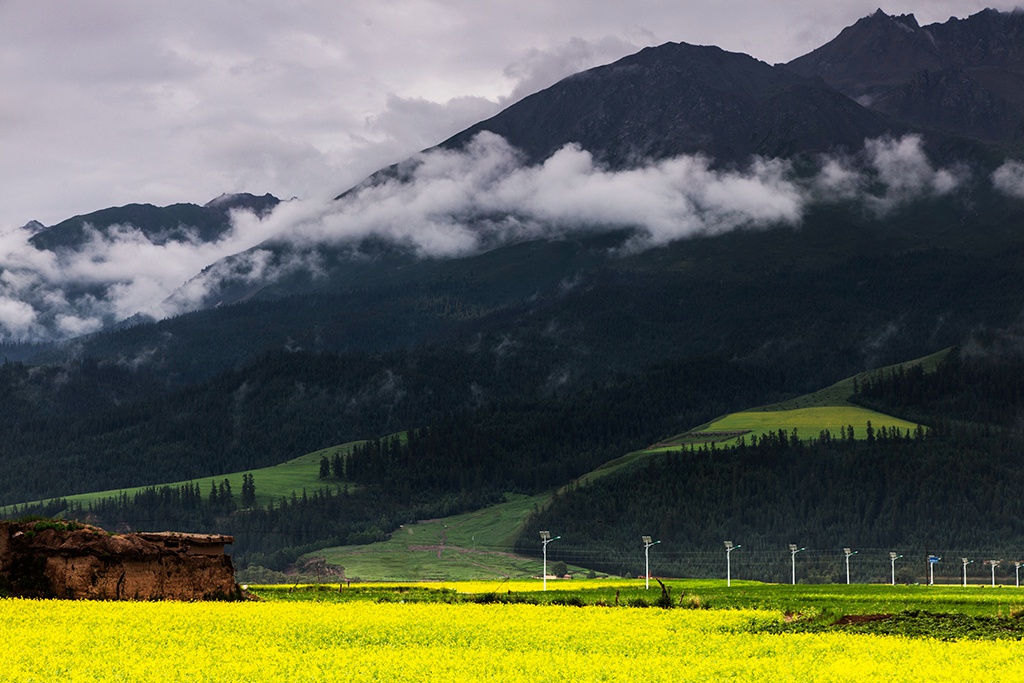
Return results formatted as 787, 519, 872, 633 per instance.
9, 10, 1024, 582
516, 345, 1024, 583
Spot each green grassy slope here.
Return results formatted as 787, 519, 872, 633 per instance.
8, 351, 943, 581
305, 353, 943, 580
2, 443, 361, 515
313, 493, 577, 581
649, 349, 947, 450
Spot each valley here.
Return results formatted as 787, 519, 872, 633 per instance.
4, 7, 1024, 589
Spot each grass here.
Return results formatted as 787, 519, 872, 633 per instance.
311, 492, 594, 582
756, 347, 950, 412
250, 579, 1024, 640
1, 442, 363, 514
250, 579, 1024, 617
7, 349, 951, 585
304, 351, 947, 579
649, 349, 947, 450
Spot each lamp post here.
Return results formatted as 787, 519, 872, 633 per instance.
928, 555, 940, 586
989, 560, 1000, 588
724, 541, 740, 587
642, 536, 660, 589
539, 531, 559, 591
889, 552, 902, 586
789, 544, 805, 585
961, 558, 973, 587
843, 547, 858, 585
1016, 561, 1021, 589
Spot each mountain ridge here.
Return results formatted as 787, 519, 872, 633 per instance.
440, 40, 897, 167
787, 8, 1024, 143
27, 193, 280, 252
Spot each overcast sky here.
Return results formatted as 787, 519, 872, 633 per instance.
1, 0, 1018, 230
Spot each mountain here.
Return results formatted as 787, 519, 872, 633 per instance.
7, 10, 1024, 575
442, 41, 897, 166
28, 193, 280, 251
201, 42, 918, 313
787, 8, 1024, 144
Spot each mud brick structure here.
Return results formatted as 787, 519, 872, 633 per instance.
0, 521, 239, 600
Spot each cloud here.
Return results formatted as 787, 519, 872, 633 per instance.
168, 132, 805, 279
502, 36, 644, 105
991, 160, 1024, 198
0, 132, 973, 343
246, 132, 955, 259
0, 204, 284, 343
862, 135, 965, 213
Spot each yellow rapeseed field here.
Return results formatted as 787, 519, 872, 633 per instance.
3, 598, 1023, 682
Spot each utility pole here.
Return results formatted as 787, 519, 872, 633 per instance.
789, 544, 805, 585
843, 547, 858, 585
642, 536, 660, 590
988, 560, 1001, 588
724, 541, 740, 587
928, 555, 941, 586
889, 552, 902, 586
539, 531, 559, 591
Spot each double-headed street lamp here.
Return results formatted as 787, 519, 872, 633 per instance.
724, 541, 740, 587
889, 552, 902, 586
539, 531, 559, 591
642, 536, 660, 590
789, 544, 805, 585
843, 547, 858, 585
961, 557, 973, 587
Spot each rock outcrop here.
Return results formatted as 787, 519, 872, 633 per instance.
0, 521, 239, 600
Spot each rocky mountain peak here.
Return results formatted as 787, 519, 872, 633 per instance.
787, 7, 1024, 143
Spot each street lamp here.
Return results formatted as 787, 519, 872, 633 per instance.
539, 531, 559, 591
988, 560, 1001, 588
889, 552, 902, 586
1016, 561, 1021, 589
724, 541, 740, 587
961, 558, 973, 587
843, 547, 858, 585
928, 555, 941, 586
642, 536, 660, 590
789, 544, 805, 585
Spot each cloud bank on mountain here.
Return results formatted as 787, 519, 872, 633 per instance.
0, 133, 986, 343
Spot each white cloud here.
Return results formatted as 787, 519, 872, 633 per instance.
862, 135, 966, 214
3, 0, 1018, 235
0, 297, 38, 337
992, 160, 1024, 199
0, 204, 285, 342
0, 131, 981, 342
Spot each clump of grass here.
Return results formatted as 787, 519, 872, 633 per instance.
681, 594, 710, 610
550, 595, 586, 607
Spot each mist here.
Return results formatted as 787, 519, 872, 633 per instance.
0, 132, 986, 343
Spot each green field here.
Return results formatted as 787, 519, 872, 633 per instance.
253, 578, 1024, 615
8, 351, 945, 585
312, 492, 582, 581
2, 442, 362, 515
653, 405, 921, 449
251, 578, 1024, 640
305, 353, 942, 579
649, 350, 945, 450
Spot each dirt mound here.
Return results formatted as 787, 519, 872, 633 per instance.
0, 521, 239, 601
